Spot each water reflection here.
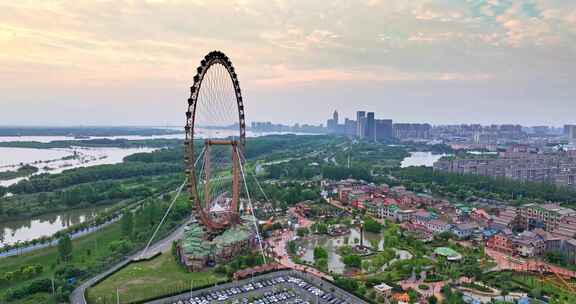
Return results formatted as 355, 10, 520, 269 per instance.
298, 228, 384, 274
0, 206, 107, 247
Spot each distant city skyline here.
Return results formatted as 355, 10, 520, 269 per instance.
1, 1, 575, 126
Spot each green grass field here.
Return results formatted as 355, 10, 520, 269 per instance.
86, 253, 226, 304
0, 222, 123, 303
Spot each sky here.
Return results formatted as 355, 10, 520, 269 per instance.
0, 0, 575, 127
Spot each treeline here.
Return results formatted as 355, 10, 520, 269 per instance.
0, 174, 181, 219
244, 135, 336, 159
7, 162, 182, 195
322, 165, 372, 182
266, 159, 319, 180
393, 166, 576, 204
0, 165, 38, 181
124, 147, 185, 163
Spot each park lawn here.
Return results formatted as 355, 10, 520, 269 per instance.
511, 273, 576, 300
7, 292, 58, 304
86, 253, 227, 304
0, 222, 123, 302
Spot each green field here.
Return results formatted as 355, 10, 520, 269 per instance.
86, 253, 226, 304
0, 222, 124, 303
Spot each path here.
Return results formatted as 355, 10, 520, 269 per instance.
486, 248, 576, 278
0, 216, 120, 259
69, 217, 191, 304
268, 208, 332, 281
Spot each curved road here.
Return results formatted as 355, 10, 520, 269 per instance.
69, 218, 191, 304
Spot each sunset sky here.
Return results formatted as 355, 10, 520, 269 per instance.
1, 0, 575, 126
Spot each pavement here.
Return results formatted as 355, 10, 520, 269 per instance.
69, 217, 191, 304
486, 248, 576, 278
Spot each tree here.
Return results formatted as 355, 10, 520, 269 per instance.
342, 254, 362, 268
297, 227, 309, 237
427, 295, 438, 304
314, 246, 328, 260
121, 211, 134, 238
57, 235, 73, 262
287, 241, 297, 255
364, 217, 382, 233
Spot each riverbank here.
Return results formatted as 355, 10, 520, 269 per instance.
0, 193, 191, 303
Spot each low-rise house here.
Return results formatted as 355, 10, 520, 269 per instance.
395, 209, 417, 222
452, 223, 479, 239
491, 206, 518, 230
412, 209, 436, 225
425, 219, 451, 234
514, 230, 546, 257
470, 208, 490, 224
565, 239, 576, 264
373, 283, 393, 299
486, 229, 515, 255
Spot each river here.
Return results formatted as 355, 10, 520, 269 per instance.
0, 147, 157, 187
0, 130, 320, 248
0, 205, 109, 247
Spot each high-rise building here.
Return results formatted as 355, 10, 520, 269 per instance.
365, 112, 375, 141
393, 123, 431, 140
375, 119, 393, 141
356, 111, 366, 138
565, 124, 576, 144
344, 118, 356, 137
333, 110, 339, 125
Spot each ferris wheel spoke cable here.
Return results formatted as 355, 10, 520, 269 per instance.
239, 153, 271, 204
236, 148, 267, 265
139, 146, 205, 258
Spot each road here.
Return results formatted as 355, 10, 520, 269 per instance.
69, 217, 192, 304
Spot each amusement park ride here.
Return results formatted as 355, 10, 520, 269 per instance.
182, 50, 265, 262
185, 50, 246, 238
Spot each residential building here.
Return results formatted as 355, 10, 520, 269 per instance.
518, 203, 576, 232
452, 223, 479, 239
487, 229, 515, 255
373, 283, 393, 299
365, 112, 375, 141
434, 154, 576, 190
491, 207, 518, 230
425, 219, 451, 234
565, 124, 576, 144
393, 123, 431, 140
375, 119, 393, 141
356, 111, 366, 138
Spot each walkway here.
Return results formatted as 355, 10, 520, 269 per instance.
69, 217, 191, 304
0, 216, 120, 259
486, 248, 576, 278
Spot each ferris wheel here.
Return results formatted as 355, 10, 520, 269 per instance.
184, 51, 247, 237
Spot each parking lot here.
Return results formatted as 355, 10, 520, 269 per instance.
148, 270, 368, 304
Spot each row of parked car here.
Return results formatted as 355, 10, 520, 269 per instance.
172, 275, 349, 304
